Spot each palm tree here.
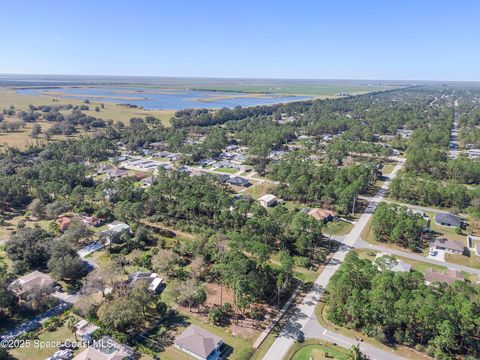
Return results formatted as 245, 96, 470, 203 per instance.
65, 316, 78, 341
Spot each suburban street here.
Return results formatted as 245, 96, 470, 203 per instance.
353, 238, 480, 276
263, 160, 406, 360
450, 104, 459, 159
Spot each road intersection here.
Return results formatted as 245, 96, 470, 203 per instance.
263, 160, 405, 360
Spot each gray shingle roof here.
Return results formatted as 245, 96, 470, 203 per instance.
435, 213, 461, 227
175, 325, 222, 358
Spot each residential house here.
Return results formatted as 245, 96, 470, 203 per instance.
80, 214, 102, 227
410, 209, 430, 224
174, 325, 223, 360
216, 174, 231, 183
75, 320, 99, 344
126, 272, 165, 294
9, 270, 55, 298
190, 168, 207, 177
106, 167, 129, 178
424, 268, 465, 286
374, 254, 412, 273
141, 175, 157, 187
199, 158, 216, 167
220, 152, 235, 160
226, 176, 251, 187
468, 149, 480, 159
233, 154, 247, 162
97, 163, 114, 175
226, 145, 240, 152
258, 194, 277, 208
215, 160, 238, 170
308, 208, 338, 222
57, 216, 71, 232
168, 153, 183, 161
435, 213, 463, 228
101, 221, 132, 243
149, 141, 166, 149
47, 349, 74, 360
73, 336, 134, 360
431, 238, 464, 255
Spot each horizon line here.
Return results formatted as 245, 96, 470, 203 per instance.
1, 73, 480, 84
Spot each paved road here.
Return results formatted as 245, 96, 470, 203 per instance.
357, 196, 446, 214
0, 301, 71, 341
303, 315, 404, 360
263, 160, 405, 360
449, 107, 459, 159
354, 238, 480, 276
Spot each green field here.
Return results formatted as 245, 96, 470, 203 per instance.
215, 167, 238, 174
290, 343, 349, 360
322, 221, 354, 236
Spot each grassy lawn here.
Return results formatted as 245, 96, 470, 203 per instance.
0, 88, 175, 150
243, 182, 278, 199
0, 215, 52, 240
314, 302, 426, 360
9, 325, 79, 360
157, 312, 254, 360
285, 339, 350, 360
381, 163, 396, 176
445, 252, 480, 270
322, 221, 353, 236
283, 201, 308, 212
215, 167, 238, 174
251, 329, 279, 360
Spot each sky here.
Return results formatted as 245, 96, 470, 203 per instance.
0, 0, 478, 81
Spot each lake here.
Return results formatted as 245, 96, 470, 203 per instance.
16, 87, 311, 110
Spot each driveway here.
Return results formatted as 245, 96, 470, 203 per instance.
0, 301, 71, 341
427, 249, 445, 262
53, 291, 82, 304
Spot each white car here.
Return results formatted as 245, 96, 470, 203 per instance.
429, 248, 437, 256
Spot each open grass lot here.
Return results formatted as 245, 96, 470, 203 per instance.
0, 214, 52, 240
9, 325, 79, 360
314, 302, 429, 360
286, 339, 350, 360
322, 221, 353, 236
243, 182, 278, 199
215, 167, 238, 174
0, 88, 175, 126
381, 162, 396, 176
445, 252, 480, 270
0, 119, 84, 149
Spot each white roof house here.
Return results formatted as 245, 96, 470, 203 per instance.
73, 336, 134, 360
375, 254, 412, 273
258, 194, 278, 208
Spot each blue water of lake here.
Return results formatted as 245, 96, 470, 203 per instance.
16, 87, 311, 110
